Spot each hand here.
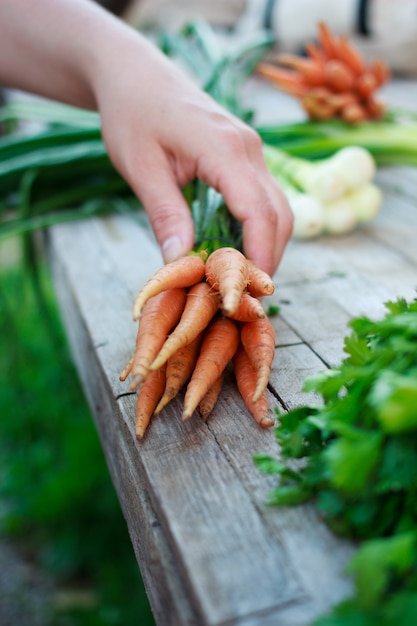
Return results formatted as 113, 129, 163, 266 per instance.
0, 0, 293, 276
93, 31, 293, 276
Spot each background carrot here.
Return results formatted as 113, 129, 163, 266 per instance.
154, 335, 203, 414
199, 372, 224, 421
129, 288, 186, 391
276, 54, 325, 87
246, 260, 275, 297
132, 254, 206, 320
240, 316, 276, 402
317, 21, 339, 60
256, 64, 308, 97
150, 281, 219, 371
135, 364, 167, 441
182, 316, 240, 421
335, 35, 367, 76
205, 247, 249, 316
233, 345, 274, 428
225, 291, 265, 322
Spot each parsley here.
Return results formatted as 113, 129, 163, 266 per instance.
255, 297, 417, 624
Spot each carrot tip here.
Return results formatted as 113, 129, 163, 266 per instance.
260, 417, 275, 428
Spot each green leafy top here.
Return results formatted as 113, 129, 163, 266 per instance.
255, 296, 417, 623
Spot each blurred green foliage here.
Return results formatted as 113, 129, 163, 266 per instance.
0, 247, 155, 626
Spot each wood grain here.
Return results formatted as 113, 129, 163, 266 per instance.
46, 79, 417, 625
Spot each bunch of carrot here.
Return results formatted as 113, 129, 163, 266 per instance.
257, 22, 390, 124
120, 247, 276, 441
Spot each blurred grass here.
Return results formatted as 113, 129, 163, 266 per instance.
0, 240, 155, 626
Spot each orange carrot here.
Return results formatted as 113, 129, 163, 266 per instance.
276, 54, 325, 87
302, 91, 336, 121
326, 92, 357, 114
370, 59, 390, 87
135, 364, 167, 441
205, 247, 249, 316
154, 335, 203, 414
324, 60, 355, 92
233, 345, 274, 428
129, 288, 186, 391
334, 35, 366, 76
246, 260, 275, 297
305, 42, 327, 65
199, 371, 224, 421
240, 316, 275, 402
341, 101, 367, 124
365, 96, 385, 120
225, 291, 265, 322
132, 253, 206, 320
182, 316, 240, 421
317, 22, 339, 59
150, 281, 219, 371
256, 64, 309, 97
354, 71, 378, 99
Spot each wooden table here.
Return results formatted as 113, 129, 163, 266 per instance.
46, 79, 417, 626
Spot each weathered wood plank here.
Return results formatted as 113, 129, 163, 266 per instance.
45, 77, 417, 626
46, 212, 357, 626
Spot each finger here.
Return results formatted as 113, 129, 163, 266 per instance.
198, 153, 293, 276
131, 162, 195, 264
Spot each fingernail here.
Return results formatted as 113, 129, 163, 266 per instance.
162, 235, 185, 263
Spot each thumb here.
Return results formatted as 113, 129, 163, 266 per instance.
133, 169, 195, 264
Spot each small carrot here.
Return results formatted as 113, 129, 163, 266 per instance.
150, 281, 219, 371
317, 22, 339, 60
246, 260, 275, 297
199, 371, 224, 421
129, 288, 186, 391
354, 71, 378, 99
326, 92, 357, 114
324, 60, 355, 92
132, 253, 206, 320
341, 101, 367, 124
154, 335, 203, 414
135, 364, 167, 441
225, 291, 265, 322
182, 316, 240, 421
233, 345, 274, 428
240, 316, 275, 402
205, 247, 249, 316
365, 96, 385, 120
305, 42, 327, 65
276, 54, 325, 87
334, 35, 366, 76
302, 92, 335, 121
370, 59, 390, 87
256, 64, 309, 97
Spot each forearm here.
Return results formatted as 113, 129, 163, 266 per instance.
0, 0, 157, 110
